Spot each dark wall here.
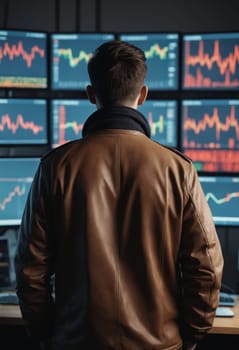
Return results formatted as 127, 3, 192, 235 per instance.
100, 0, 239, 33
1, 0, 239, 33
0, 0, 239, 292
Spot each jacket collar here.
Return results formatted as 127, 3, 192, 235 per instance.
82, 106, 151, 138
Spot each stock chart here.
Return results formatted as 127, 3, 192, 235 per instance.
119, 33, 179, 90
199, 176, 239, 226
183, 33, 239, 90
0, 99, 47, 144
51, 33, 114, 90
181, 99, 239, 172
51, 99, 96, 147
138, 100, 178, 146
0, 158, 39, 226
0, 30, 47, 88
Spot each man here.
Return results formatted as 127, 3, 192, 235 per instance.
15, 40, 223, 350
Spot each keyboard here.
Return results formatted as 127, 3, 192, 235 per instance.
219, 292, 236, 306
0, 292, 19, 305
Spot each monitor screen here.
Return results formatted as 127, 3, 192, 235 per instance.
0, 158, 40, 226
51, 33, 115, 90
51, 99, 96, 147
119, 33, 179, 90
0, 30, 47, 88
0, 98, 47, 144
199, 176, 239, 226
181, 99, 239, 172
182, 32, 239, 90
138, 100, 178, 146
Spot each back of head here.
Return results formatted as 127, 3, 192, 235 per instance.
87, 40, 147, 106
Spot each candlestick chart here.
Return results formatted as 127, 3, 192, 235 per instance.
119, 33, 179, 90
138, 100, 178, 146
0, 30, 47, 88
51, 33, 114, 90
199, 176, 239, 226
0, 158, 39, 226
51, 99, 96, 147
181, 100, 239, 172
0, 99, 47, 144
183, 33, 239, 90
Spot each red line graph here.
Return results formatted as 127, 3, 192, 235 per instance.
0, 114, 44, 134
183, 105, 239, 148
0, 185, 25, 211
184, 39, 239, 88
0, 41, 45, 68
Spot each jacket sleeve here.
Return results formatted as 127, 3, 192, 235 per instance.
179, 163, 224, 343
14, 161, 55, 341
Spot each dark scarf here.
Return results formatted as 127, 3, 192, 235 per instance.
82, 106, 151, 138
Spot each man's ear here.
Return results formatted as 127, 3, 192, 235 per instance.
137, 85, 148, 106
86, 85, 97, 104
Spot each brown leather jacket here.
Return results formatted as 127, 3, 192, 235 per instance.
15, 106, 224, 350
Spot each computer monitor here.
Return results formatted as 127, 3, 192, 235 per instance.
0, 158, 40, 226
138, 100, 178, 146
0, 30, 47, 88
119, 33, 179, 90
181, 99, 239, 172
182, 32, 239, 90
51, 33, 115, 90
0, 98, 47, 144
199, 176, 239, 226
51, 99, 96, 147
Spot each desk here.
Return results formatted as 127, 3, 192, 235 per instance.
210, 299, 239, 335
0, 304, 23, 325
1, 302, 239, 333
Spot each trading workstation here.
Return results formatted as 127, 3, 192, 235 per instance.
0, 30, 239, 348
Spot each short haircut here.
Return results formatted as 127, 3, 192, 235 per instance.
87, 40, 147, 106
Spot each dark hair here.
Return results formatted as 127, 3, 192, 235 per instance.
87, 40, 147, 106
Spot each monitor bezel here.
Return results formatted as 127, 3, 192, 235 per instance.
0, 156, 40, 227
0, 28, 49, 90
180, 97, 239, 175
117, 31, 180, 92
199, 174, 239, 227
0, 97, 49, 146
181, 30, 239, 92
49, 32, 116, 91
